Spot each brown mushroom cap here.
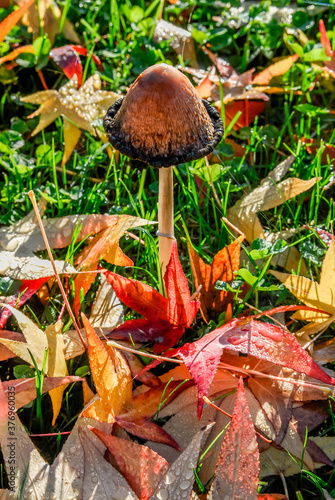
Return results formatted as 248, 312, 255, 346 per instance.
103, 63, 223, 168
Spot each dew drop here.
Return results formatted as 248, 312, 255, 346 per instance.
155, 489, 169, 500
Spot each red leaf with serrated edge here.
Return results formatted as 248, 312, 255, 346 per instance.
89, 426, 168, 500
212, 378, 259, 500
0, 277, 50, 329
168, 318, 335, 417
105, 241, 199, 352
50, 46, 83, 86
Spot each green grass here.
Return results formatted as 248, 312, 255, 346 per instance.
1, 0, 335, 497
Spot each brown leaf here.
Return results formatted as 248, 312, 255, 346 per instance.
81, 315, 181, 449
271, 240, 335, 334
17, 0, 80, 44
0, 382, 35, 496
153, 20, 197, 67
188, 236, 244, 321
89, 275, 123, 329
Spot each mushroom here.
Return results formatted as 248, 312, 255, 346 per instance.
104, 63, 223, 287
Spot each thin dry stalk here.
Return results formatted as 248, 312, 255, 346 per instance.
28, 191, 87, 349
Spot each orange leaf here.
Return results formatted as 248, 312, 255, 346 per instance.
0, 44, 33, 66
81, 315, 181, 448
188, 236, 244, 321
195, 75, 212, 99
73, 215, 152, 318
0, 0, 35, 44
81, 314, 132, 424
253, 54, 299, 85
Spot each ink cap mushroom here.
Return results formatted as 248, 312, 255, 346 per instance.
103, 63, 223, 283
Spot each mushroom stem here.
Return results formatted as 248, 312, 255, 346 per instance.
158, 166, 174, 293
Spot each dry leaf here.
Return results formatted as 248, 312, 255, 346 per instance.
253, 55, 299, 85
227, 155, 318, 272
271, 239, 335, 336
153, 20, 197, 67
21, 74, 119, 165
17, 0, 80, 44
89, 274, 123, 329
0, 307, 70, 425
45, 321, 68, 425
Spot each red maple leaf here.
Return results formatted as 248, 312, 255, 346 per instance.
153, 316, 335, 417
105, 241, 199, 352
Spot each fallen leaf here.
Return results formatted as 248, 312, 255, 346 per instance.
73, 215, 155, 318
0, 0, 35, 45
49, 45, 103, 86
253, 55, 299, 85
45, 321, 68, 425
21, 74, 119, 165
153, 20, 197, 67
79, 427, 138, 500
16, 417, 114, 499
211, 378, 259, 500
188, 236, 244, 321
0, 45, 34, 66
271, 239, 335, 335
17, 0, 80, 44
161, 317, 335, 417
0, 307, 71, 423
89, 427, 169, 500
81, 315, 186, 449
105, 240, 199, 352
0, 277, 50, 328
3, 375, 82, 410
89, 274, 123, 329
319, 19, 335, 78
227, 155, 318, 272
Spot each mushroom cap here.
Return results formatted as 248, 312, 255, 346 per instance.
103, 63, 223, 168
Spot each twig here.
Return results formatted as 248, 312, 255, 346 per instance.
222, 216, 246, 237
28, 191, 87, 349
106, 340, 182, 364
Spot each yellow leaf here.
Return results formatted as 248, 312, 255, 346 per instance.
45, 321, 68, 425
271, 271, 335, 316
62, 118, 82, 166
320, 239, 335, 291
0, 303, 48, 368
